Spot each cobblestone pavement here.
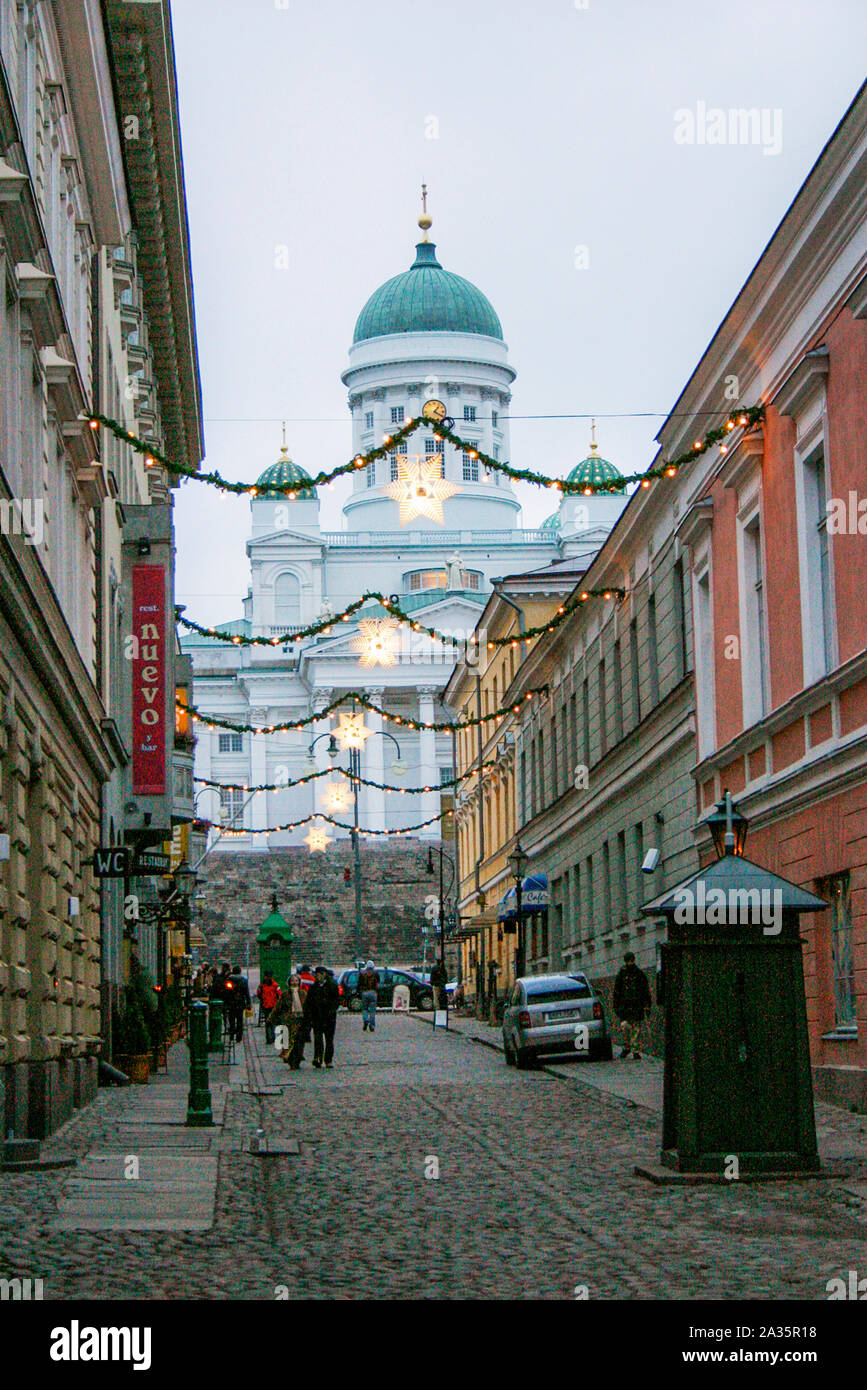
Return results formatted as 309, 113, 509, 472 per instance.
2, 1012, 867, 1300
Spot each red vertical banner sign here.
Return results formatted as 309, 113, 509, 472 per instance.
131, 564, 167, 795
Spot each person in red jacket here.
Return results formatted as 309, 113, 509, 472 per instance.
257, 971, 282, 1043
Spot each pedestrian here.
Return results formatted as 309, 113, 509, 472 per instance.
303, 965, 340, 1069
272, 974, 306, 1068
612, 952, 652, 1060
210, 960, 231, 1002
224, 964, 251, 1043
257, 970, 282, 1044
358, 959, 379, 1032
429, 958, 447, 1011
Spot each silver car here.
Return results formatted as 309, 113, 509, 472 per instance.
502, 972, 613, 1069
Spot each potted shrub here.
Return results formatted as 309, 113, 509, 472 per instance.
113, 993, 151, 1083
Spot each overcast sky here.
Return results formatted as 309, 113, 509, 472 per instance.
170, 0, 867, 626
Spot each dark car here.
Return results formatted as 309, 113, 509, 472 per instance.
337, 967, 434, 1012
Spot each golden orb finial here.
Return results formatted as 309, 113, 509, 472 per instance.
418, 182, 432, 240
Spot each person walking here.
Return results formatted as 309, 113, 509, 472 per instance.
358, 960, 379, 1033
430, 958, 447, 1011
272, 973, 306, 1068
303, 965, 340, 1069
224, 964, 251, 1043
612, 952, 652, 1060
257, 971, 282, 1044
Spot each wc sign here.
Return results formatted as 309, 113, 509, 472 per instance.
92, 847, 130, 879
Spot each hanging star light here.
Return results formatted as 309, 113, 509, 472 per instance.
352, 617, 401, 668
384, 454, 457, 526
320, 781, 352, 813
335, 711, 371, 750
304, 821, 333, 853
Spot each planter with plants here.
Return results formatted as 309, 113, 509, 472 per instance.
113, 993, 151, 1083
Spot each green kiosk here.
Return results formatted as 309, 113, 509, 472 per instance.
641, 793, 827, 1179
258, 893, 294, 987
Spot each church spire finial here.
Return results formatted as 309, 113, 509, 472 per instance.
418, 182, 432, 241
280, 420, 287, 455
589, 417, 598, 453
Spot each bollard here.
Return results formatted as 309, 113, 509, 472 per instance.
186, 1001, 214, 1128
207, 997, 224, 1053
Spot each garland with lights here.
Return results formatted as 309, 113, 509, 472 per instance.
176, 584, 625, 653
176, 687, 547, 737
87, 403, 764, 499
195, 744, 508, 798
216, 809, 452, 838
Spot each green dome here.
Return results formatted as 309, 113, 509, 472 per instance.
541, 511, 561, 530
256, 903, 293, 945
567, 446, 624, 493
256, 448, 316, 497
353, 241, 503, 343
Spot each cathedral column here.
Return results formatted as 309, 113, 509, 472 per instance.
248, 713, 269, 835
311, 691, 335, 832
418, 688, 440, 841
364, 689, 385, 833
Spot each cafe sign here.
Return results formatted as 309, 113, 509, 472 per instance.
131, 564, 166, 795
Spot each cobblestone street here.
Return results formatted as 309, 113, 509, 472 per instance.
3, 1013, 867, 1301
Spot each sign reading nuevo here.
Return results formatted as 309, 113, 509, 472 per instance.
131, 564, 166, 795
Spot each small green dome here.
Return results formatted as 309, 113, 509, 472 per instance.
353, 241, 503, 343
541, 511, 561, 530
567, 445, 624, 493
256, 902, 293, 944
256, 448, 316, 497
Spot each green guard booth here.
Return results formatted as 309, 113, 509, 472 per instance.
642, 820, 828, 1178
258, 892, 294, 987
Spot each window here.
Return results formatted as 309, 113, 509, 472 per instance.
598, 658, 607, 756
492, 444, 500, 461
602, 841, 611, 924
217, 733, 243, 754
390, 406, 405, 424
439, 765, 455, 786
821, 872, 855, 1030
612, 641, 624, 742
492, 410, 499, 429
694, 567, 715, 757
519, 750, 528, 825
629, 618, 641, 727
646, 593, 660, 707
425, 437, 444, 475
585, 854, 594, 932
800, 445, 836, 680
463, 453, 479, 482
366, 462, 376, 487
673, 557, 688, 683
581, 678, 590, 765
364, 410, 374, 430
219, 787, 246, 826
463, 405, 476, 422
633, 821, 645, 919
274, 572, 301, 627
616, 830, 627, 924
407, 570, 448, 591
390, 456, 400, 481
740, 513, 769, 721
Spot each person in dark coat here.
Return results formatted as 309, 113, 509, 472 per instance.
303, 966, 340, 1068
429, 959, 447, 1011
612, 952, 651, 1059
224, 964, 251, 1043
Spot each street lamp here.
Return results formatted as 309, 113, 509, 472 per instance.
508, 840, 530, 979
706, 790, 749, 859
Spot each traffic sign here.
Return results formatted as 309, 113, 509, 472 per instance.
91, 847, 130, 878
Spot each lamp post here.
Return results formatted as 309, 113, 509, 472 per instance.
310, 726, 403, 960
508, 840, 530, 980
427, 843, 455, 1000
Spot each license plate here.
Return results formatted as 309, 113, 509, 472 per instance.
544, 1010, 578, 1023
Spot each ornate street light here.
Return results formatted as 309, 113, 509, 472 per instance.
706, 790, 749, 859
508, 841, 530, 979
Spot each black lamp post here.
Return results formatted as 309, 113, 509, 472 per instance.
508, 840, 529, 979
427, 843, 454, 1004
706, 790, 749, 859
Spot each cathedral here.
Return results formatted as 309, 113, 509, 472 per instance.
184, 200, 628, 849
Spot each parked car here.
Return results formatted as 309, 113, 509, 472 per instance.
502, 972, 613, 1069
337, 966, 434, 1012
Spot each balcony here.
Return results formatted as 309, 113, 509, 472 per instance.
319, 529, 557, 548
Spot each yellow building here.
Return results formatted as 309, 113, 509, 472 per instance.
444, 562, 585, 1012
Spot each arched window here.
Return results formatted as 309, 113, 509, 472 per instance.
274, 573, 301, 627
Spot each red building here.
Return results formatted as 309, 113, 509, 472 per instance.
668, 82, 867, 1109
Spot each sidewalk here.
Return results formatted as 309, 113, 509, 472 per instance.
47, 1036, 234, 1233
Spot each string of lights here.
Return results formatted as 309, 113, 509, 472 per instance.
216, 809, 452, 839
87, 404, 764, 499
194, 746, 507, 798
177, 687, 547, 737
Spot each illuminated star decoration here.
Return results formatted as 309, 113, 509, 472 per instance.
384, 454, 457, 526
303, 821, 332, 853
335, 712, 371, 750
320, 781, 352, 813
352, 618, 401, 668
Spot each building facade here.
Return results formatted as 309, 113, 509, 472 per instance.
185, 209, 625, 849
0, 0, 201, 1139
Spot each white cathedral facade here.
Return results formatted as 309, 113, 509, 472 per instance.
185, 208, 627, 850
